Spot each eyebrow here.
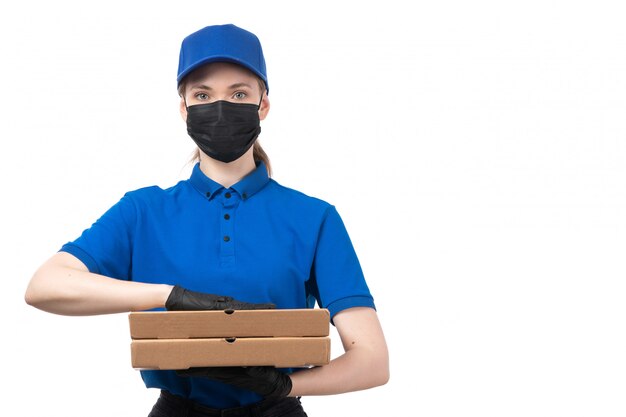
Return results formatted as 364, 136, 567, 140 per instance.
190, 82, 254, 91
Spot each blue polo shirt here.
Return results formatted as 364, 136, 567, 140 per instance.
59, 160, 375, 408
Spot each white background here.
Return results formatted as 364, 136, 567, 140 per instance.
2, 1, 625, 416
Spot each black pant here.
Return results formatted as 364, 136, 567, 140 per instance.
148, 390, 308, 417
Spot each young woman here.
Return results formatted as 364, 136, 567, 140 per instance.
25, 23, 389, 417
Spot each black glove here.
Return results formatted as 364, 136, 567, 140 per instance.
177, 366, 292, 399
165, 285, 276, 311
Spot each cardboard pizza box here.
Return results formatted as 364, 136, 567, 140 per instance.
131, 336, 331, 369
129, 309, 330, 339
128, 308, 331, 369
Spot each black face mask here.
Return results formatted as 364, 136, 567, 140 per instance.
185, 98, 262, 163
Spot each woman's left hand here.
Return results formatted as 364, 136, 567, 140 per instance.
176, 366, 292, 399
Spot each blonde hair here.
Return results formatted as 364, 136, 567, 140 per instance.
178, 74, 272, 177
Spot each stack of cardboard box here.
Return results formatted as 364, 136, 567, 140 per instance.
129, 309, 331, 370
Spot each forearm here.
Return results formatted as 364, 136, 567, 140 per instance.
288, 307, 390, 396
25, 253, 172, 315
289, 346, 389, 396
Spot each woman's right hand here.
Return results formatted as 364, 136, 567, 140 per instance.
165, 285, 275, 311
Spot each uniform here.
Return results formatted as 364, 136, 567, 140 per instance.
60, 160, 376, 408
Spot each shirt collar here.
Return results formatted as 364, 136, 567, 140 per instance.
189, 160, 270, 201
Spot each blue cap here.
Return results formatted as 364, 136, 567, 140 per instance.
177, 24, 268, 93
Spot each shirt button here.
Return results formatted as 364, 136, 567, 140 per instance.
225, 192, 232, 199
223, 236, 230, 242
206, 191, 211, 197
242, 193, 248, 199
224, 214, 230, 220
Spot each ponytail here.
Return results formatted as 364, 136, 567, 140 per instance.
252, 141, 272, 177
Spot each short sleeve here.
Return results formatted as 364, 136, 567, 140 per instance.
308, 205, 376, 320
59, 192, 137, 280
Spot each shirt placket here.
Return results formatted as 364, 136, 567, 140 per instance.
220, 189, 238, 267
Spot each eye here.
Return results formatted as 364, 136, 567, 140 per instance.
194, 92, 209, 101
233, 91, 247, 100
